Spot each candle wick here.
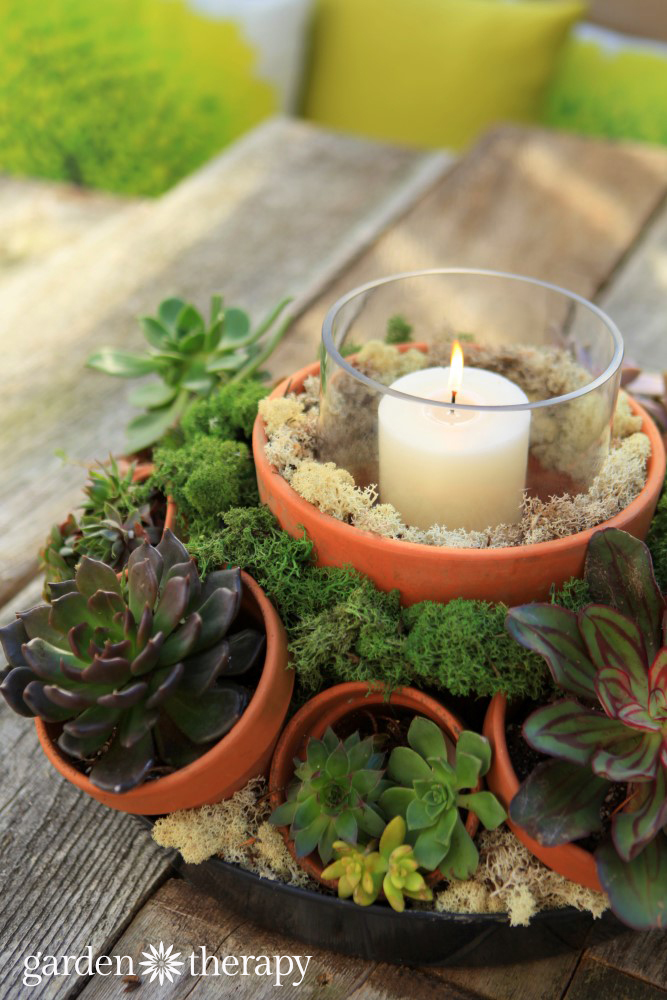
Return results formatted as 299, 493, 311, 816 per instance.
451, 390, 457, 405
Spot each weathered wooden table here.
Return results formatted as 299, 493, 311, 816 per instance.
1, 118, 667, 999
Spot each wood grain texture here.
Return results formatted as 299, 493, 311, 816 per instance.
585, 928, 667, 992
78, 879, 488, 1000
564, 957, 667, 999
276, 127, 667, 377
0, 590, 174, 1000
0, 177, 132, 283
0, 117, 448, 608
598, 197, 667, 369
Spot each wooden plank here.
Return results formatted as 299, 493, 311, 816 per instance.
278, 127, 667, 378
0, 117, 448, 609
432, 951, 581, 1000
78, 879, 380, 1000
0, 589, 174, 1000
564, 956, 667, 1000
78, 879, 488, 1000
598, 199, 667, 370
585, 929, 667, 993
0, 177, 133, 284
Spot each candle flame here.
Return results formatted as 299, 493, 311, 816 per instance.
448, 340, 464, 400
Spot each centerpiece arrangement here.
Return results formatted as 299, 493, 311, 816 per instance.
2, 272, 665, 964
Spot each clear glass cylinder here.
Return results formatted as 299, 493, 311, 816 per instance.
319, 269, 623, 533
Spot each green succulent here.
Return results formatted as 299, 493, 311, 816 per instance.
269, 728, 389, 864
87, 294, 292, 452
379, 717, 506, 876
322, 816, 433, 912
40, 459, 164, 589
1, 532, 266, 794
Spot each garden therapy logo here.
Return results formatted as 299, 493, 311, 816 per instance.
139, 942, 184, 985
22, 944, 312, 987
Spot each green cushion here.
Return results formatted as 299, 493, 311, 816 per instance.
543, 24, 667, 146
0, 0, 275, 196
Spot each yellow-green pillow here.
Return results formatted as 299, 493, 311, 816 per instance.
304, 0, 583, 149
543, 25, 667, 146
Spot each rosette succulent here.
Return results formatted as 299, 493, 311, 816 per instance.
269, 728, 389, 864
506, 527, 667, 930
87, 294, 292, 452
0, 531, 265, 794
321, 816, 433, 912
40, 458, 164, 588
379, 717, 506, 877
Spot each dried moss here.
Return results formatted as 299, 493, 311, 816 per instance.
436, 828, 608, 926
151, 436, 257, 534
152, 778, 315, 887
262, 345, 650, 549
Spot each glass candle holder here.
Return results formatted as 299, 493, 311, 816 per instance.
319, 269, 623, 533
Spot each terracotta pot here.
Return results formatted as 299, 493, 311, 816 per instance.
253, 361, 665, 607
269, 682, 480, 886
36, 572, 293, 815
483, 694, 602, 892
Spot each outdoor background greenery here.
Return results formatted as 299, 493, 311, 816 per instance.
0, 0, 274, 196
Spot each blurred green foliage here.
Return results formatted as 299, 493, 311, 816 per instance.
544, 35, 667, 146
0, 0, 275, 195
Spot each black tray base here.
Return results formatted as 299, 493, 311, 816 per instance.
137, 818, 624, 967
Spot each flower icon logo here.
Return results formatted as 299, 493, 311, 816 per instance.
139, 942, 184, 985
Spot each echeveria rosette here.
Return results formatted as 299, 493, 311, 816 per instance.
506, 527, 667, 929
87, 295, 292, 453
269, 728, 389, 865
379, 717, 506, 877
0, 532, 265, 794
321, 816, 433, 912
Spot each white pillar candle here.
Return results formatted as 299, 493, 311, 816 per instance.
378, 364, 531, 532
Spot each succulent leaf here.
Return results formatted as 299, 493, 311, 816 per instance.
611, 771, 667, 862
523, 699, 629, 767
510, 759, 609, 845
596, 834, 667, 931
505, 604, 597, 700
269, 729, 388, 865
579, 606, 649, 695
586, 529, 665, 662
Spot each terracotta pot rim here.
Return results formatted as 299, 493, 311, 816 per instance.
484, 693, 602, 892
36, 571, 288, 808
253, 360, 665, 562
269, 682, 479, 888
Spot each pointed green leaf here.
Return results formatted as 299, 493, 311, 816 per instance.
612, 770, 667, 862
414, 809, 457, 870
388, 746, 432, 785
457, 731, 492, 776
579, 606, 649, 700
334, 811, 358, 843
379, 786, 416, 819
75, 556, 122, 598
165, 684, 246, 744
90, 731, 155, 794
439, 814, 479, 880
158, 297, 187, 332
129, 381, 178, 409
127, 558, 158, 623
406, 796, 436, 831
87, 348, 160, 378
379, 816, 407, 858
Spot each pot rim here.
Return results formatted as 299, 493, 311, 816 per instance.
484, 693, 602, 892
253, 361, 665, 562
322, 269, 624, 412
269, 682, 480, 887
36, 571, 287, 805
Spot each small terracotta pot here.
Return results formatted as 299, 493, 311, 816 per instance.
483, 693, 602, 892
253, 361, 665, 607
36, 572, 293, 815
269, 682, 479, 886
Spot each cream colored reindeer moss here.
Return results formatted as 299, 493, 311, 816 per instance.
260, 341, 650, 549
436, 828, 608, 927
